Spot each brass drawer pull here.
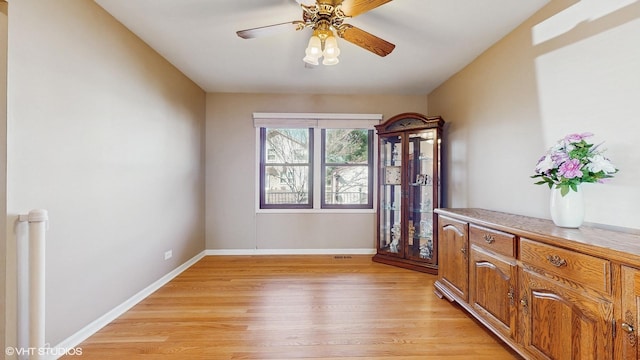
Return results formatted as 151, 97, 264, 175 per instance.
483, 234, 495, 244
622, 322, 635, 334
546, 255, 567, 267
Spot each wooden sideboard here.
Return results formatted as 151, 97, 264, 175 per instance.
434, 208, 640, 360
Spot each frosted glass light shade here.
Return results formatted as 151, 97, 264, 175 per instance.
322, 36, 340, 66
303, 35, 322, 65
322, 56, 339, 65
323, 36, 340, 57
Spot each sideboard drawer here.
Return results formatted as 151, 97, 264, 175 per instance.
520, 238, 611, 294
470, 224, 515, 258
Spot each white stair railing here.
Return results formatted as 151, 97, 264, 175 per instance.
16, 209, 49, 360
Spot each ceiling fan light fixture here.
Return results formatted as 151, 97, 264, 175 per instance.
238, 0, 397, 66
303, 34, 322, 65
303, 31, 340, 66
322, 35, 340, 63
322, 36, 340, 54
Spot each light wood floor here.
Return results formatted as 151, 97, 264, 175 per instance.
64, 255, 521, 359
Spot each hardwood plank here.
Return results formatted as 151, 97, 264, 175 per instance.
63, 255, 521, 359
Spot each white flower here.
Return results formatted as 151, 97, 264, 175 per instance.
535, 155, 556, 173
551, 143, 564, 153
565, 143, 575, 152
587, 154, 617, 174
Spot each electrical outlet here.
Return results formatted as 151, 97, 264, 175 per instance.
164, 250, 173, 260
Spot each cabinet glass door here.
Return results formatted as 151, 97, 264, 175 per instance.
406, 130, 437, 262
379, 134, 403, 256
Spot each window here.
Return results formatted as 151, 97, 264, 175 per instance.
255, 113, 381, 211
260, 128, 313, 209
322, 129, 373, 209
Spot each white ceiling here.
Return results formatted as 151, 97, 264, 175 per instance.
94, 0, 549, 95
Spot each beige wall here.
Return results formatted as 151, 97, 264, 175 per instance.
6, 0, 205, 348
8, 0, 638, 352
429, 0, 640, 229
206, 93, 427, 250
0, 0, 7, 353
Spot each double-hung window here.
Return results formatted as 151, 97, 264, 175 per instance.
321, 129, 373, 209
255, 113, 381, 211
260, 127, 314, 209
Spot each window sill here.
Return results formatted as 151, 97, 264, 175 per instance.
256, 208, 375, 214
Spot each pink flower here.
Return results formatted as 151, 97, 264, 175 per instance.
564, 132, 593, 144
558, 159, 583, 179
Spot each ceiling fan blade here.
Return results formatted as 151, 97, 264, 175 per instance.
339, 0, 393, 17
237, 21, 305, 39
337, 24, 395, 57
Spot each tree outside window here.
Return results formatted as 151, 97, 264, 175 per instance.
261, 128, 312, 208
322, 129, 373, 208
259, 127, 373, 210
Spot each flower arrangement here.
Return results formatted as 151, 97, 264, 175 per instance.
532, 132, 618, 196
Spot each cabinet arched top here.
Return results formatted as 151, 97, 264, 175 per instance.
376, 113, 444, 134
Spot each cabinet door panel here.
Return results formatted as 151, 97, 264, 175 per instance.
377, 135, 404, 257
470, 245, 517, 340
437, 216, 468, 301
521, 270, 613, 360
405, 130, 438, 263
620, 266, 640, 359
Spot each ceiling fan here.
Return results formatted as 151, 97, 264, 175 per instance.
236, 0, 396, 66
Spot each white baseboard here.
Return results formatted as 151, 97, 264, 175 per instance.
205, 248, 376, 256
47, 250, 206, 360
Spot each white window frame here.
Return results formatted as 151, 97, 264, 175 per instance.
254, 112, 382, 213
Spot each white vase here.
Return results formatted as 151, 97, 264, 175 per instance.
549, 185, 585, 228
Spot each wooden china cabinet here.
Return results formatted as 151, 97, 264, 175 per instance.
372, 113, 445, 274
